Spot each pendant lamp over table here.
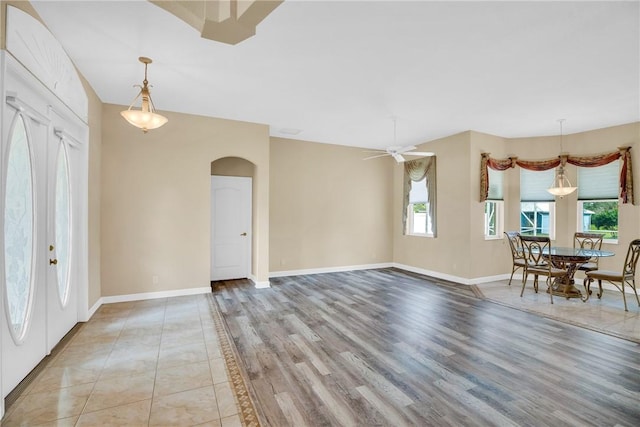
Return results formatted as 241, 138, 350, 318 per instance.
547, 119, 577, 197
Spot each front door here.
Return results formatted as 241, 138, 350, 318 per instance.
211, 176, 252, 281
1, 58, 85, 399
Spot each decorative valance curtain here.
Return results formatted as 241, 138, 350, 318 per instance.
480, 147, 634, 204
403, 157, 437, 236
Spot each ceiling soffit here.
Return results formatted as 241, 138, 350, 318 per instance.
150, 0, 283, 45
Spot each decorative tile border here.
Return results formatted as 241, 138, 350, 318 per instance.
207, 294, 262, 427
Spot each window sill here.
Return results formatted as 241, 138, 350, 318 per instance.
408, 233, 434, 238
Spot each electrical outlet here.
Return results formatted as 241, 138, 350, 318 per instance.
152, 275, 159, 285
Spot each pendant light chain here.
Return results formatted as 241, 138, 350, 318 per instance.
547, 118, 577, 197
558, 118, 565, 154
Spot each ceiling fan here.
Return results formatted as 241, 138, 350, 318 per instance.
363, 117, 434, 163
363, 145, 435, 163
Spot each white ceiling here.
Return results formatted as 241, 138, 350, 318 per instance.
30, 0, 639, 150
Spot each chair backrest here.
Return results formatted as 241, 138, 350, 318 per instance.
622, 239, 640, 277
574, 232, 604, 251
519, 235, 551, 267
504, 231, 524, 261
574, 232, 604, 263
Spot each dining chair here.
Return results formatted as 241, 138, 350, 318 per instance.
504, 231, 526, 286
584, 239, 640, 311
574, 232, 604, 272
519, 235, 566, 303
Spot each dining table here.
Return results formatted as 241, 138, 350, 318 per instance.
541, 246, 615, 299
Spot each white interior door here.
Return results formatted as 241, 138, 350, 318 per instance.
211, 176, 252, 281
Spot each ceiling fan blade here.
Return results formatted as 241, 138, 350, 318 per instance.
363, 153, 391, 160
395, 145, 417, 154
403, 151, 435, 156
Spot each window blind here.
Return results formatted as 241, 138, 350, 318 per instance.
409, 178, 427, 203
487, 168, 503, 200
520, 168, 555, 202
578, 160, 619, 200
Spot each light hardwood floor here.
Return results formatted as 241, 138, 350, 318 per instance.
214, 268, 640, 427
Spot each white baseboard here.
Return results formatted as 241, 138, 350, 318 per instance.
85, 286, 212, 320
468, 273, 512, 284
269, 262, 393, 278
100, 286, 212, 305
391, 263, 476, 285
268, 262, 500, 285
87, 298, 103, 320
249, 275, 271, 288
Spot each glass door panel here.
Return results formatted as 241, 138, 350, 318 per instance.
3, 115, 35, 343
54, 144, 71, 306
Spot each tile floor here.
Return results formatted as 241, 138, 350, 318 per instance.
479, 277, 640, 342
1, 294, 244, 427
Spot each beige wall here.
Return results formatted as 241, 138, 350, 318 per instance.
101, 104, 269, 296
4, 0, 640, 290
468, 131, 511, 278
211, 157, 255, 177
393, 122, 640, 282
269, 137, 393, 272
85, 81, 102, 307
393, 132, 476, 278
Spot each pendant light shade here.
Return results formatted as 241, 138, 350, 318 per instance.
548, 164, 577, 196
547, 119, 576, 197
120, 57, 168, 133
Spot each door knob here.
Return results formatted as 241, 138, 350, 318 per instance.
240, 232, 247, 236
49, 259, 58, 265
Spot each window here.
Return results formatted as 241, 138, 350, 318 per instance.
485, 201, 503, 238
520, 202, 555, 237
484, 167, 504, 239
577, 161, 619, 242
407, 178, 433, 236
520, 168, 555, 239
403, 157, 436, 237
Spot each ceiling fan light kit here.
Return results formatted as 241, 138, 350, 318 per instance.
120, 56, 168, 133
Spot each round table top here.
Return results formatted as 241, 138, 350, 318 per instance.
543, 246, 615, 259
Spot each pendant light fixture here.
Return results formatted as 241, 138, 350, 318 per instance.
120, 57, 168, 133
547, 119, 576, 197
